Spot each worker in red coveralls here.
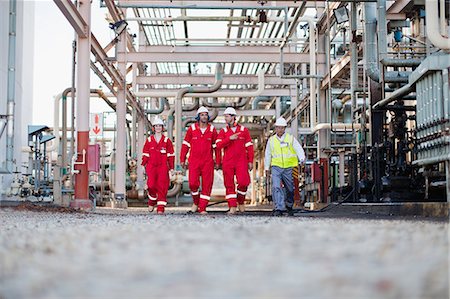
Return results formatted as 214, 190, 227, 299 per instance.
141, 118, 175, 214
216, 107, 254, 214
180, 106, 221, 215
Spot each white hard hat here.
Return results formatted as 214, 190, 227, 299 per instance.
274, 117, 287, 127
196, 106, 209, 115
223, 107, 237, 116
153, 118, 164, 126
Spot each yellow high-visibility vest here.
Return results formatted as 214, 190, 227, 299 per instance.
269, 133, 298, 168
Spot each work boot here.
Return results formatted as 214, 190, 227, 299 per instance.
227, 207, 237, 215
191, 203, 198, 213
148, 205, 155, 213
238, 204, 245, 213
286, 206, 294, 216
272, 210, 283, 217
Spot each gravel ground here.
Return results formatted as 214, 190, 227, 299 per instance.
0, 207, 448, 299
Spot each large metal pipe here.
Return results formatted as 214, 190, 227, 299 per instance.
201, 97, 250, 108
425, 0, 450, 50
380, 58, 422, 67
377, 0, 388, 64
145, 97, 167, 114
251, 96, 271, 110
365, 2, 408, 83
5, 0, 17, 172
372, 83, 414, 109
364, 2, 380, 82
182, 108, 219, 128
175, 63, 223, 167
135, 68, 264, 98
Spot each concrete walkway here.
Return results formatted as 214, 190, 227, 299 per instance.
0, 207, 448, 298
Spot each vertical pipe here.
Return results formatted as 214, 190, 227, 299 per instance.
437, 71, 442, 129
290, 84, 298, 136
6, 0, 17, 171
309, 21, 316, 130
137, 116, 145, 191
350, 2, 357, 150
446, 161, 450, 203
115, 7, 127, 202
416, 80, 422, 140
377, 0, 388, 62
439, 0, 446, 37
276, 97, 281, 118
339, 149, 345, 187
301, 63, 307, 98
72, 0, 91, 209
131, 63, 138, 158
442, 69, 449, 120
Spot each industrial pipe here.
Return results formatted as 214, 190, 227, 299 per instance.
134, 68, 264, 98
201, 97, 250, 109
5, 0, 17, 173
251, 96, 271, 110
372, 83, 414, 109
364, 2, 409, 83
167, 182, 182, 198
182, 108, 219, 128
425, 0, 450, 51
175, 63, 224, 167
145, 97, 167, 114
380, 58, 422, 67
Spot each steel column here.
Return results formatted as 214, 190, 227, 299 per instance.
114, 8, 127, 203
72, 0, 91, 209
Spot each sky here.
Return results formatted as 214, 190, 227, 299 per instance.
33, 0, 115, 127
31, 0, 220, 128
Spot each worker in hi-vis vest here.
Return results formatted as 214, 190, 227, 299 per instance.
264, 117, 305, 216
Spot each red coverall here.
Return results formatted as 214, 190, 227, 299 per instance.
180, 123, 221, 212
141, 135, 175, 213
216, 124, 254, 208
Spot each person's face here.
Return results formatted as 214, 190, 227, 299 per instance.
154, 125, 163, 133
224, 114, 235, 125
199, 112, 209, 124
275, 126, 285, 136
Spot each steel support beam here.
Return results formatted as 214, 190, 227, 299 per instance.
120, 46, 325, 63
136, 89, 291, 97
115, 8, 127, 204
136, 74, 296, 86
54, 0, 149, 128
117, 1, 324, 8
54, 0, 88, 37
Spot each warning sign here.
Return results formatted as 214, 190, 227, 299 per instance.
89, 113, 103, 137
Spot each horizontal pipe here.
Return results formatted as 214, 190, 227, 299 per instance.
380, 58, 422, 67
413, 154, 450, 166
373, 83, 414, 109
135, 69, 265, 98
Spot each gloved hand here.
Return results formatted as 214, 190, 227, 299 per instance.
141, 157, 148, 166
